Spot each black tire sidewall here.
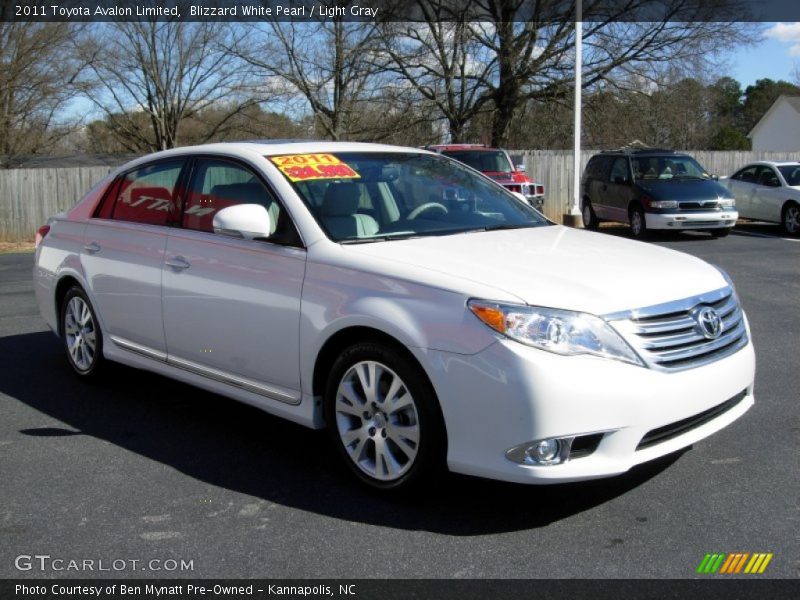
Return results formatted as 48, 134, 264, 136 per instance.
582, 202, 597, 229
60, 287, 103, 377
323, 342, 445, 491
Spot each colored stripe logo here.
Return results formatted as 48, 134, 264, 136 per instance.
697, 552, 773, 574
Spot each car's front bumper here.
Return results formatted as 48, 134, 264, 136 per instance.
646, 210, 738, 230
422, 335, 755, 484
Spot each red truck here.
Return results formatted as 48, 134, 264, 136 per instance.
426, 144, 545, 209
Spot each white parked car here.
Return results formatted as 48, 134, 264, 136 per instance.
722, 161, 800, 235
33, 142, 755, 492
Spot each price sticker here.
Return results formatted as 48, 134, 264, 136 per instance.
269, 154, 361, 182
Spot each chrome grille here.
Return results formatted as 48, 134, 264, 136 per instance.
608, 287, 748, 371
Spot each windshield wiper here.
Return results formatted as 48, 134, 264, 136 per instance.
479, 223, 542, 232
339, 232, 422, 244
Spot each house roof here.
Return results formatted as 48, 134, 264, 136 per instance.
748, 95, 800, 139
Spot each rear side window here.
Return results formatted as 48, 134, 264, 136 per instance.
106, 160, 184, 226
585, 155, 611, 180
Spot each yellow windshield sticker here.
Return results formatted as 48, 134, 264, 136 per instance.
269, 154, 360, 182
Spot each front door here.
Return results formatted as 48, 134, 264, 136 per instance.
161, 157, 307, 404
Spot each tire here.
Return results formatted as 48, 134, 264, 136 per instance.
582, 200, 599, 230
629, 205, 648, 239
710, 227, 731, 238
60, 286, 104, 378
323, 341, 445, 492
782, 201, 800, 236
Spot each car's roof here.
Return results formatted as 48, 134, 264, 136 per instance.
114, 141, 436, 173
595, 148, 680, 157
744, 160, 800, 167
426, 144, 500, 152
219, 140, 429, 156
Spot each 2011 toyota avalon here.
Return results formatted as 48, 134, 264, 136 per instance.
33, 142, 755, 491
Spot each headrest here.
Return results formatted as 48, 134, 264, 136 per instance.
321, 183, 360, 216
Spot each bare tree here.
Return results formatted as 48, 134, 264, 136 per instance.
379, 1, 495, 142
470, 0, 758, 146
78, 19, 254, 152
0, 22, 86, 166
232, 15, 403, 140
380, 0, 756, 146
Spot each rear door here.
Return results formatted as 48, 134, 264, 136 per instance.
82, 158, 186, 358
604, 156, 634, 222
586, 156, 615, 220
161, 156, 307, 404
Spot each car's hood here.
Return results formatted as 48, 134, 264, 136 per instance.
638, 179, 733, 201
345, 226, 727, 316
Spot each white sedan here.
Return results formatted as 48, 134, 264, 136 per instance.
33, 141, 754, 492
722, 161, 800, 235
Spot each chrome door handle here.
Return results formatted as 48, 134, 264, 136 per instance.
83, 242, 101, 254
165, 256, 191, 270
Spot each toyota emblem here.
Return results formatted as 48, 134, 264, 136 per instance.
695, 307, 723, 339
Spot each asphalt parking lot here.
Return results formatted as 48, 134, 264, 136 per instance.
0, 224, 797, 579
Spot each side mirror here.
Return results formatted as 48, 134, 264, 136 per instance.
515, 164, 526, 172
213, 204, 271, 240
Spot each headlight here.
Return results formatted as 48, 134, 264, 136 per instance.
648, 200, 678, 209
468, 300, 644, 366
718, 198, 735, 208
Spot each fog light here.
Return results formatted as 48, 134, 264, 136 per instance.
528, 439, 560, 463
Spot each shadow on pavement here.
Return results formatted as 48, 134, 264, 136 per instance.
0, 331, 683, 536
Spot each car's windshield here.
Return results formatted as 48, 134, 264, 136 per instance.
441, 150, 513, 173
632, 155, 711, 181
268, 152, 549, 243
778, 164, 800, 186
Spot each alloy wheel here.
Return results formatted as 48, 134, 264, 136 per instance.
64, 296, 97, 372
334, 360, 420, 482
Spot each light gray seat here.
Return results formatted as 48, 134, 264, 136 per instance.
209, 182, 279, 235
320, 183, 379, 239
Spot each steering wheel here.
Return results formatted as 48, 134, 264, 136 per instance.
408, 202, 448, 220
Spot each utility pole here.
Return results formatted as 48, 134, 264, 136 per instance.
563, 0, 583, 227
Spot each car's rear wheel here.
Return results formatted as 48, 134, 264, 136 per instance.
60, 287, 104, 378
324, 342, 445, 492
782, 201, 800, 235
582, 200, 599, 230
710, 227, 731, 238
629, 205, 648, 239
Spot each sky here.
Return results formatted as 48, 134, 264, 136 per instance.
728, 23, 799, 88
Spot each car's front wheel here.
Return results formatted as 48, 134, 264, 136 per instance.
629, 205, 648, 239
710, 227, 732, 238
782, 201, 800, 236
324, 342, 445, 492
60, 287, 104, 378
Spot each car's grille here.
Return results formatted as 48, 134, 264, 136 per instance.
636, 389, 747, 450
679, 201, 719, 210
608, 287, 748, 371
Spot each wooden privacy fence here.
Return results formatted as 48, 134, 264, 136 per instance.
3, 150, 800, 241
0, 167, 114, 242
